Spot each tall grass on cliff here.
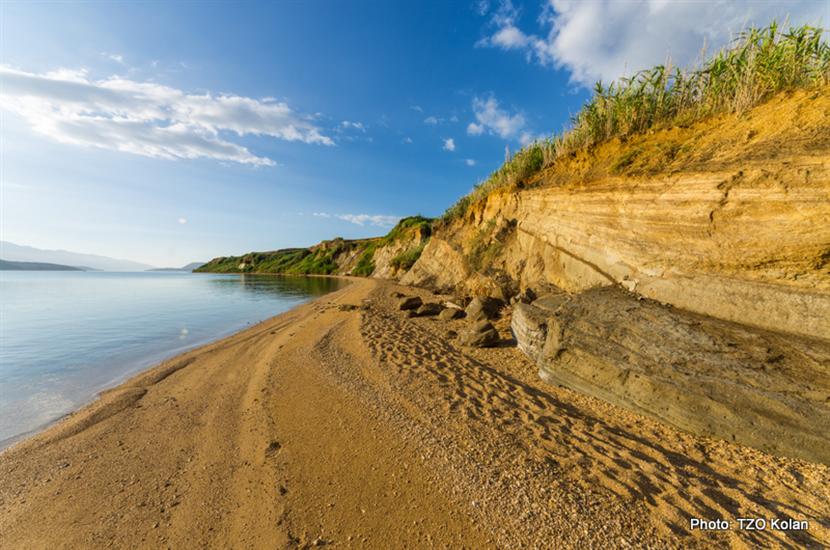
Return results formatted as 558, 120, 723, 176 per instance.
442, 22, 830, 222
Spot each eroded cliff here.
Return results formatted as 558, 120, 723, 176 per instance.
401, 89, 830, 463
404, 89, 830, 341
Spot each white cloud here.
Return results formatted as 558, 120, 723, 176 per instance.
481, 0, 827, 88
104, 53, 125, 64
178, 217, 188, 225
312, 212, 331, 218
491, 24, 529, 49
467, 95, 526, 140
443, 138, 456, 151
341, 120, 366, 132
403, 137, 413, 144
0, 66, 334, 166
467, 122, 484, 136
465, 158, 477, 166
410, 105, 424, 112
424, 116, 439, 125
336, 214, 401, 227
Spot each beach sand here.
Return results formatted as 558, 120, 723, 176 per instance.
1, 278, 828, 549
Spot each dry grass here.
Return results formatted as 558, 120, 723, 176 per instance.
442, 22, 830, 222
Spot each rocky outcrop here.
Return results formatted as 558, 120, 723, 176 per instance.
511, 286, 830, 464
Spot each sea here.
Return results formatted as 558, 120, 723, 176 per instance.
0, 271, 345, 447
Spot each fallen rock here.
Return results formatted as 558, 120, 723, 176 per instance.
459, 320, 499, 348
511, 292, 570, 362
464, 297, 502, 322
398, 296, 423, 311
338, 304, 359, 311
439, 307, 465, 321
415, 302, 443, 317
512, 285, 830, 465
446, 330, 458, 339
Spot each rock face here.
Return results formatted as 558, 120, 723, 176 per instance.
511, 286, 830, 465
409, 159, 830, 341
403, 94, 830, 342
458, 320, 500, 348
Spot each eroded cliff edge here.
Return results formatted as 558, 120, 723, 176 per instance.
402, 89, 830, 463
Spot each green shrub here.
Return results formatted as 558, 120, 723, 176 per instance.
352, 244, 377, 276
390, 244, 425, 271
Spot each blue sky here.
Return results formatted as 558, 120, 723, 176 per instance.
1, 1, 826, 266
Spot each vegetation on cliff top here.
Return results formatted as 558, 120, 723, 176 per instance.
442, 22, 830, 222
196, 216, 433, 276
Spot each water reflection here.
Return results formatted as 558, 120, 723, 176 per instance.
201, 273, 347, 298
0, 271, 347, 446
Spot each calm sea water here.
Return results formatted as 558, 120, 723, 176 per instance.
0, 271, 345, 446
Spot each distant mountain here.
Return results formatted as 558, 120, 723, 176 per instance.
0, 241, 155, 272
148, 262, 205, 272
0, 259, 84, 271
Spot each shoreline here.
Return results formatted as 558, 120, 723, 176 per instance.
0, 274, 353, 454
1, 278, 828, 548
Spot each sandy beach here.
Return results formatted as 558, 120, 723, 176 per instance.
1, 278, 828, 549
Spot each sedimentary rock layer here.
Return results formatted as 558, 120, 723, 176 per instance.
407, 158, 830, 341
511, 286, 830, 464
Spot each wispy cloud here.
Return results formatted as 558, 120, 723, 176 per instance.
0, 66, 334, 166
341, 214, 401, 227
479, 0, 826, 88
103, 52, 125, 64
312, 212, 401, 227
467, 95, 526, 140
464, 158, 476, 166
177, 217, 188, 225
403, 137, 413, 144
409, 105, 424, 112
341, 120, 366, 132
424, 116, 440, 125
443, 138, 456, 151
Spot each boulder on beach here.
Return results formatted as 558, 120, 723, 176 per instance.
464, 297, 502, 322
398, 296, 423, 311
458, 320, 499, 347
439, 307, 465, 321
416, 302, 443, 316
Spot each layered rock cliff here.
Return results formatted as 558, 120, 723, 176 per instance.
401, 89, 830, 463
404, 90, 830, 341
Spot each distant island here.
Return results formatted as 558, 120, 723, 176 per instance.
0, 241, 155, 271
147, 262, 205, 272
0, 259, 84, 271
